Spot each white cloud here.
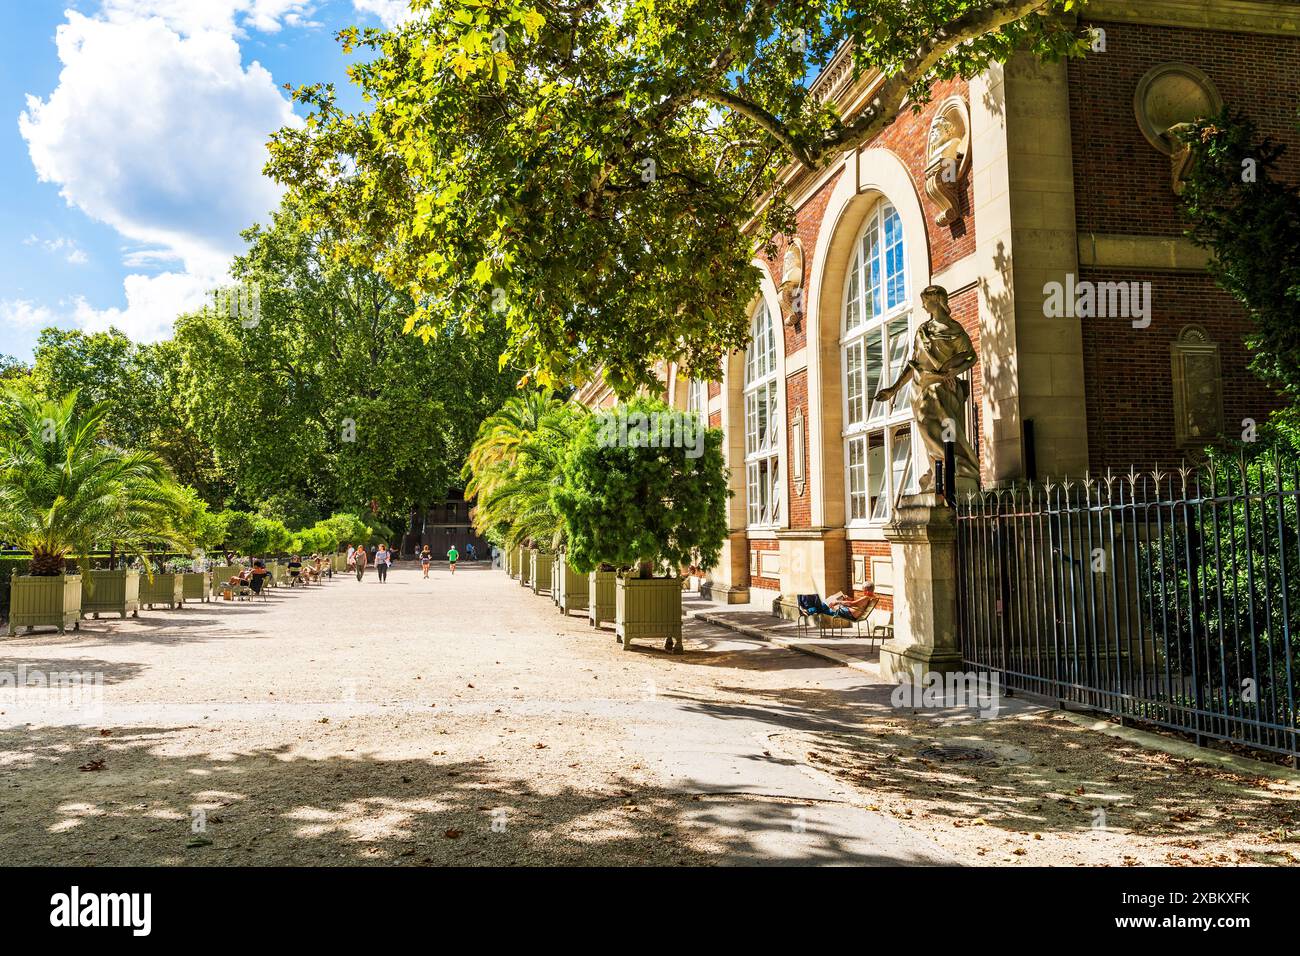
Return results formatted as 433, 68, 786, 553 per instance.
17, 7, 302, 342
0, 300, 59, 330
23, 234, 89, 265
101, 0, 319, 37
70, 272, 219, 342
353, 0, 421, 29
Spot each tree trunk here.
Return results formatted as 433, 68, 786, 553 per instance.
29, 547, 65, 577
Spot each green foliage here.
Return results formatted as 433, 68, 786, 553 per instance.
28, 329, 224, 500
472, 398, 586, 551
320, 511, 371, 547
1180, 111, 1300, 402
257, 491, 322, 531
175, 486, 229, 553
1138, 447, 1300, 726
554, 397, 729, 574
0, 389, 193, 575
171, 202, 515, 522
266, 0, 1083, 395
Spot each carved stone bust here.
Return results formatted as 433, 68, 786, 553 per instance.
923, 97, 971, 226
778, 238, 804, 324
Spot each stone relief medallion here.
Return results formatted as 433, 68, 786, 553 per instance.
923, 96, 971, 226
1133, 63, 1224, 195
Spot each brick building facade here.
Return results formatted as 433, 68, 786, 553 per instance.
575, 0, 1298, 623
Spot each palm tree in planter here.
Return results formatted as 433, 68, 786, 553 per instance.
555, 396, 728, 653
472, 402, 586, 599
0, 390, 192, 633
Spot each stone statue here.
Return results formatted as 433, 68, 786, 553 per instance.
873, 285, 979, 493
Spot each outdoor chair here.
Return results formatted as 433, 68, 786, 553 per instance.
250, 573, 269, 601
796, 592, 881, 641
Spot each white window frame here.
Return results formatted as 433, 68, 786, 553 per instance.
744, 302, 781, 528
841, 201, 918, 526
686, 378, 708, 420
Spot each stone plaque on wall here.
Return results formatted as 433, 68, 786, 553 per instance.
1170, 325, 1225, 447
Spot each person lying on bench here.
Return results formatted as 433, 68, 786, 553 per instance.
823, 588, 876, 621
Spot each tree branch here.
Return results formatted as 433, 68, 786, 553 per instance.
810, 0, 1054, 163
702, 88, 816, 169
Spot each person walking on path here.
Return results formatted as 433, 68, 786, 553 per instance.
420, 545, 432, 579
354, 544, 368, 581
375, 543, 391, 582
346, 544, 356, 571
447, 543, 459, 575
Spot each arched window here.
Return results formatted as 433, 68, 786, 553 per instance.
744, 302, 781, 527
842, 202, 914, 523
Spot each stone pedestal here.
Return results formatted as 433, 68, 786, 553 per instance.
701, 530, 750, 604
775, 528, 848, 620
879, 493, 963, 684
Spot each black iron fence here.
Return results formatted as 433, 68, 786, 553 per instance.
956, 450, 1300, 759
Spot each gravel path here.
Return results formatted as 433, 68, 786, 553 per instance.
0, 564, 1294, 866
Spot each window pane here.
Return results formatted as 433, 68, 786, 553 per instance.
867, 431, 887, 521
863, 228, 881, 320
847, 437, 866, 520
886, 316, 911, 414
845, 341, 863, 425
891, 426, 913, 499
764, 455, 774, 522
747, 462, 759, 525
883, 207, 905, 310
845, 251, 861, 333
865, 328, 885, 422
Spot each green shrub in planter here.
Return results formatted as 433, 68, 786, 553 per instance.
140, 572, 183, 609
7, 572, 81, 635
81, 569, 140, 619
556, 397, 728, 653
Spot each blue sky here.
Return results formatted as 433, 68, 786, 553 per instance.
0, 0, 412, 362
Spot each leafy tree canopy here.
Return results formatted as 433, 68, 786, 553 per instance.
266, 0, 1084, 395
28, 328, 224, 500
171, 202, 518, 525
1180, 111, 1300, 405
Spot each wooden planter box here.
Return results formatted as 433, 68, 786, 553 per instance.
140, 572, 184, 609
182, 571, 209, 603
81, 569, 141, 619
210, 566, 233, 596
588, 570, 617, 628
616, 576, 684, 653
7, 573, 82, 635
557, 559, 589, 615
522, 548, 536, 589
531, 550, 553, 595
507, 545, 521, 579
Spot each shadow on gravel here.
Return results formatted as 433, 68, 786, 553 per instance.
0, 724, 922, 866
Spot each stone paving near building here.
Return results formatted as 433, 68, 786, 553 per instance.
0, 564, 1296, 866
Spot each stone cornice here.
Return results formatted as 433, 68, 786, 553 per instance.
1083, 0, 1300, 36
